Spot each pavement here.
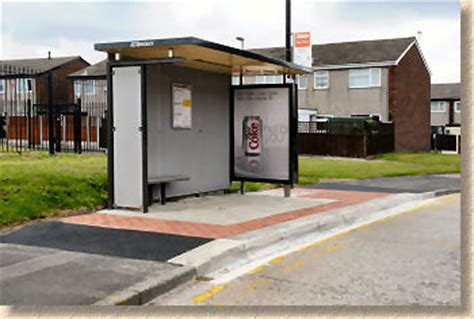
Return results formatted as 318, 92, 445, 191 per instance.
306, 173, 460, 194
0, 174, 460, 305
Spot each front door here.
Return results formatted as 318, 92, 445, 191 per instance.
112, 66, 143, 209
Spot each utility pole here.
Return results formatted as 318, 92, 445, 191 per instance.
285, 0, 292, 62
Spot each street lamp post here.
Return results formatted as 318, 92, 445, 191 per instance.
236, 37, 245, 50
235, 37, 245, 85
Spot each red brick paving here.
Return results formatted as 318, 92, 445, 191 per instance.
62, 188, 389, 239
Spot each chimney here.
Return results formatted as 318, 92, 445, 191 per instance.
416, 31, 422, 41
48, 51, 51, 59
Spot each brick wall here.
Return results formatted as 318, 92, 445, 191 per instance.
388, 45, 431, 151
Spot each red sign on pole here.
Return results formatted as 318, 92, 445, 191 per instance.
294, 32, 311, 48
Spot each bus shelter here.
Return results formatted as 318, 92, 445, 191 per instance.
94, 37, 310, 212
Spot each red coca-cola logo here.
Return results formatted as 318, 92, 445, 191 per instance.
248, 122, 260, 150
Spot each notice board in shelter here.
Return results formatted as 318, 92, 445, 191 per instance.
172, 83, 192, 129
231, 84, 297, 184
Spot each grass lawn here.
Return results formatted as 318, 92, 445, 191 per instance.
0, 152, 107, 226
232, 152, 460, 192
1, 151, 459, 226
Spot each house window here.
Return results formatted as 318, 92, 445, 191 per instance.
256, 75, 283, 84
314, 71, 329, 89
267, 75, 283, 84
86, 80, 95, 95
454, 101, 461, 113
17, 78, 32, 93
0, 80, 4, 94
349, 68, 381, 88
298, 75, 308, 90
231, 76, 240, 86
431, 101, 447, 113
255, 75, 266, 84
74, 82, 82, 98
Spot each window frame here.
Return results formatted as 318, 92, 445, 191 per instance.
454, 101, 461, 113
298, 74, 308, 90
314, 71, 329, 90
431, 101, 447, 113
16, 78, 33, 94
85, 80, 95, 96
74, 82, 82, 98
349, 68, 381, 89
231, 75, 240, 86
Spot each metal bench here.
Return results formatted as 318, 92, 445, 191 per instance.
148, 175, 190, 205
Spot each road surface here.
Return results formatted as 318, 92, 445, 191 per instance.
148, 194, 460, 306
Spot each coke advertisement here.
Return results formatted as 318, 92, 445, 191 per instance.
232, 86, 295, 182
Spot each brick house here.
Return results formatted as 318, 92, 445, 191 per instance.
430, 83, 461, 128
0, 56, 89, 108
250, 37, 431, 151
0, 56, 90, 143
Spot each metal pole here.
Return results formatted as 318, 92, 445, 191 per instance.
106, 55, 115, 209
74, 98, 82, 154
27, 99, 32, 149
47, 71, 54, 155
240, 181, 245, 195
55, 105, 61, 153
285, 0, 292, 62
284, 184, 291, 198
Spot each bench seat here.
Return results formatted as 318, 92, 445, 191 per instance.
148, 175, 190, 205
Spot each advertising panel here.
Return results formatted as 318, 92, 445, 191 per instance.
172, 83, 192, 129
232, 85, 295, 183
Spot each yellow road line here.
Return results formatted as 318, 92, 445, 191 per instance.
269, 255, 286, 264
192, 284, 230, 304
355, 193, 459, 231
248, 265, 267, 275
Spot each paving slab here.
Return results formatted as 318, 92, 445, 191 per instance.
63, 189, 388, 239
0, 243, 182, 305
101, 192, 335, 225
2, 222, 211, 261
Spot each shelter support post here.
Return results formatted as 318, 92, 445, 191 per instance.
284, 184, 291, 198
240, 181, 245, 195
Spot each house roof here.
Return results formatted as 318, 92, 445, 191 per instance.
69, 59, 107, 79
94, 36, 311, 75
251, 37, 419, 69
0, 56, 87, 76
431, 83, 461, 100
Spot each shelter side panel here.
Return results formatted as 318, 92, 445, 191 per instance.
146, 64, 230, 198
112, 66, 143, 208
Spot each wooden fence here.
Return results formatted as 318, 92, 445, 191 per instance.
298, 121, 394, 158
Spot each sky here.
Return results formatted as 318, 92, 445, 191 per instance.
1, 0, 460, 83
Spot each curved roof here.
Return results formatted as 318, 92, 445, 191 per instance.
94, 37, 311, 75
